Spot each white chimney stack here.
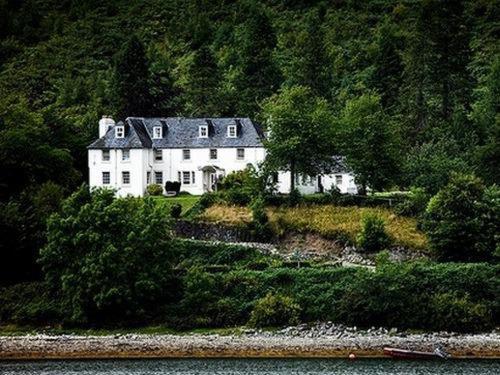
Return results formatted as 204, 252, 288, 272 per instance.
99, 115, 115, 138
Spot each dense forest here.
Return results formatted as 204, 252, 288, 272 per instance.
0, 0, 499, 283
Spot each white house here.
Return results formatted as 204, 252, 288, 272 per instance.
88, 116, 358, 197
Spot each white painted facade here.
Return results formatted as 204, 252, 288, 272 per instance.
88, 117, 358, 197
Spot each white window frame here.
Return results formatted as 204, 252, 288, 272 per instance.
154, 171, 163, 185
122, 149, 130, 161
335, 175, 343, 186
102, 150, 110, 162
154, 149, 163, 162
227, 125, 237, 138
102, 171, 110, 185
153, 126, 162, 139
122, 171, 130, 185
237, 148, 245, 160
210, 149, 217, 160
199, 125, 208, 138
182, 149, 191, 160
115, 126, 125, 138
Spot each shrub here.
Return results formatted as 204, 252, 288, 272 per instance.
394, 188, 430, 217
248, 292, 301, 327
165, 181, 181, 194
39, 187, 176, 323
223, 188, 252, 206
170, 203, 182, 219
357, 214, 391, 252
146, 184, 163, 196
422, 173, 498, 261
249, 196, 273, 240
288, 188, 302, 206
430, 293, 492, 332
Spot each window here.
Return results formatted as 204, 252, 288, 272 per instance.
177, 171, 181, 182
153, 126, 162, 139
210, 149, 217, 160
122, 149, 130, 161
182, 171, 191, 185
154, 149, 163, 161
122, 171, 130, 185
192, 171, 195, 184
183, 149, 190, 160
199, 125, 208, 138
237, 148, 245, 160
155, 171, 163, 184
227, 125, 237, 138
147, 171, 151, 184
115, 126, 125, 138
335, 175, 343, 185
102, 172, 110, 185
102, 150, 110, 161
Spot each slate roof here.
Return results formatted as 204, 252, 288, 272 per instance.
87, 117, 265, 149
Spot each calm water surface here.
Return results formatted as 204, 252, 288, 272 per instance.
0, 358, 499, 375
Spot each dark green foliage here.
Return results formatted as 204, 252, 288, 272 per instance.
39, 186, 176, 323
146, 184, 163, 196
248, 292, 301, 328
337, 94, 401, 193
170, 203, 182, 219
357, 214, 391, 252
248, 195, 272, 240
394, 188, 431, 217
287, 188, 302, 207
423, 174, 499, 261
112, 35, 152, 119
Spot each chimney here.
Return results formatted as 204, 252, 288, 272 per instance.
99, 115, 115, 138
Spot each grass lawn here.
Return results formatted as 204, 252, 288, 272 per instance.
201, 204, 427, 250
151, 195, 200, 215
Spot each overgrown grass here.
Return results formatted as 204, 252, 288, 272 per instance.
201, 204, 427, 250
152, 195, 200, 216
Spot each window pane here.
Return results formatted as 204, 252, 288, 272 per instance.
210, 149, 217, 159
153, 127, 162, 138
102, 172, 110, 185
155, 149, 163, 161
155, 171, 163, 184
147, 171, 151, 184
182, 171, 190, 184
102, 150, 110, 161
183, 149, 190, 160
122, 171, 130, 184
192, 171, 195, 184
237, 148, 244, 159
336, 175, 343, 185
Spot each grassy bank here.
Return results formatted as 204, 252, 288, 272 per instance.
151, 195, 200, 214
200, 203, 427, 250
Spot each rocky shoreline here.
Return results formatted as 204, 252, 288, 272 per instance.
1, 323, 499, 360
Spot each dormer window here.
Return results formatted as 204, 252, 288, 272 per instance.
115, 126, 125, 138
153, 126, 162, 139
227, 125, 237, 138
199, 125, 208, 138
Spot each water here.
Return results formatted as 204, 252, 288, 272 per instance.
1, 358, 499, 375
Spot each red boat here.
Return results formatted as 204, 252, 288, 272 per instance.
383, 347, 450, 359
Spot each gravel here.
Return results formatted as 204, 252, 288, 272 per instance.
1, 323, 498, 360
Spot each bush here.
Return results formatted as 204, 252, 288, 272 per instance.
248, 196, 273, 240
39, 186, 176, 323
430, 292, 492, 332
165, 181, 181, 194
170, 203, 182, 219
223, 188, 252, 206
394, 188, 430, 217
422, 173, 498, 261
287, 188, 302, 206
146, 184, 163, 196
357, 214, 391, 252
248, 292, 301, 327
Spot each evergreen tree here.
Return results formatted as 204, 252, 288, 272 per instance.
112, 35, 152, 119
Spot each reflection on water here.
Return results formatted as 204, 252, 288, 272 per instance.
0, 358, 499, 375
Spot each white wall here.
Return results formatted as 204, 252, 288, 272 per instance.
88, 148, 147, 197
89, 146, 358, 197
